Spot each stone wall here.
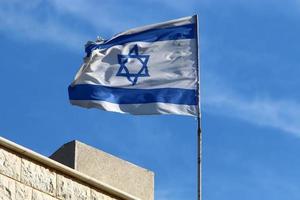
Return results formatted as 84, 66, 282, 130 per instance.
0, 146, 122, 200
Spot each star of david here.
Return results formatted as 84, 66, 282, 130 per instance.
116, 44, 150, 85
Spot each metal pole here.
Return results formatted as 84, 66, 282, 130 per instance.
197, 115, 202, 200
194, 14, 202, 200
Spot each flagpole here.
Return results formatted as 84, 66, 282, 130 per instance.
197, 115, 202, 200
194, 15, 202, 200
197, 114, 202, 200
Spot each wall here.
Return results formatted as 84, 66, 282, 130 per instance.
0, 145, 122, 200
50, 140, 154, 200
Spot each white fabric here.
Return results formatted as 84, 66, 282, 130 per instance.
70, 100, 197, 116
73, 39, 197, 89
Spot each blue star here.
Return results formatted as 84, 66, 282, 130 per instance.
116, 45, 150, 85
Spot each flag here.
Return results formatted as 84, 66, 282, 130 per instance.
68, 15, 199, 116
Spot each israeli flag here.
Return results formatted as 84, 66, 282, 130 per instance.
68, 15, 199, 116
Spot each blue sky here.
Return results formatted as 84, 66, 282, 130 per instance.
0, 0, 300, 199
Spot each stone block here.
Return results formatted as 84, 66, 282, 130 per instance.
57, 174, 91, 200
73, 181, 90, 200
0, 174, 15, 200
0, 147, 21, 180
15, 182, 32, 200
91, 189, 117, 200
56, 174, 73, 200
32, 190, 56, 200
21, 159, 56, 196
75, 141, 154, 200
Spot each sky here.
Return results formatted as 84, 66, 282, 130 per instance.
0, 0, 300, 199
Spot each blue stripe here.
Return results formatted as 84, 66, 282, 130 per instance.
68, 84, 197, 105
85, 23, 196, 57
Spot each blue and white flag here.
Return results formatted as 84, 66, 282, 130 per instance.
68, 15, 199, 116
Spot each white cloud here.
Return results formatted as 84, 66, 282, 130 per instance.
0, 0, 88, 50
200, 0, 300, 17
203, 73, 300, 136
0, 0, 146, 50
141, 0, 198, 12
1, 0, 299, 50
49, 0, 134, 33
0, 0, 189, 50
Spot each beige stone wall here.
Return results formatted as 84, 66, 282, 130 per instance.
0, 146, 122, 200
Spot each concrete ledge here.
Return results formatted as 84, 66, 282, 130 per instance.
51, 141, 154, 200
